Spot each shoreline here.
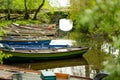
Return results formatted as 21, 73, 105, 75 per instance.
0, 64, 40, 74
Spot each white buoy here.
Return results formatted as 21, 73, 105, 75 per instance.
59, 19, 73, 31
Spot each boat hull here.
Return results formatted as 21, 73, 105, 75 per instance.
3, 47, 88, 62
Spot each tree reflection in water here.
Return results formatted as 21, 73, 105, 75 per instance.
6, 37, 118, 79
48, 65, 90, 78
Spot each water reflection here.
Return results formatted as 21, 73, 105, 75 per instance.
7, 56, 106, 79
49, 65, 89, 77
8, 57, 97, 78
7, 57, 88, 70
48, 65, 104, 78
6, 37, 116, 79
101, 42, 119, 56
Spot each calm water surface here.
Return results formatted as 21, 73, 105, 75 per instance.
6, 38, 117, 79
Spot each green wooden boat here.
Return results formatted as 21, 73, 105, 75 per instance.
2, 47, 88, 62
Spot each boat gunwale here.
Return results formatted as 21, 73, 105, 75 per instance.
3, 47, 89, 54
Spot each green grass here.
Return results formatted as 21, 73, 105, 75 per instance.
0, 20, 12, 27
0, 20, 41, 27
15, 20, 41, 25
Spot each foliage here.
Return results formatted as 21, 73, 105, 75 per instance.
103, 56, 120, 80
70, 0, 120, 79
37, 12, 50, 23
103, 36, 120, 80
70, 0, 120, 37
0, 0, 45, 10
0, 0, 55, 20
0, 51, 11, 64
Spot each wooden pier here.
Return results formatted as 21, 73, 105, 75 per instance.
0, 64, 93, 80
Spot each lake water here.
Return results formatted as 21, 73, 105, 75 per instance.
5, 37, 117, 79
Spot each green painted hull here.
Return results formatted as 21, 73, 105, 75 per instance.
3, 48, 88, 62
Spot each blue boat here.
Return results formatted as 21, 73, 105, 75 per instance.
0, 40, 74, 50
0, 40, 51, 50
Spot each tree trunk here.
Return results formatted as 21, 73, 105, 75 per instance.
7, 0, 11, 20
24, 0, 29, 19
32, 0, 45, 20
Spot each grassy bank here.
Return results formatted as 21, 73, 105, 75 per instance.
0, 20, 41, 27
